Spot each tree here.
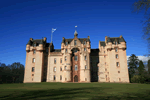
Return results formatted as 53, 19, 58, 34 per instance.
128, 54, 140, 81
138, 60, 145, 76
133, 0, 150, 54
148, 59, 150, 74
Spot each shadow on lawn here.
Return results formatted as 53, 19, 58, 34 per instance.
1, 86, 150, 100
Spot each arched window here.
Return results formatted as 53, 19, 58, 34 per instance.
75, 65, 78, 71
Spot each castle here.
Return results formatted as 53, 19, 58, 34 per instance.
24, 30, 129, 83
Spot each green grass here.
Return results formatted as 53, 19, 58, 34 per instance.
0, 82, 150, 100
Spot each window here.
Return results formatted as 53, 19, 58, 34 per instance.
54, 58, 56, 64
115, 48, 118, 52
85, 78, 87, 81
32, 78, 33, 81
71, 66, 72, 71
65, 56, 67, 61
116, 54, 118, 58
33, 43, 36, 47
118, 71, 120, 73
74, 40, 77, 45
32, 74, 34, 76
60, 58, 62, 63
65, 49, 67, 53
98, 67, 99, 71
65, 78, 67, 81
104, 56, 106, 58
85, 56, 87, 60
60, 67, 62, 71
119, 78, 121, 81
33, 50, 36, 54
116, 62, 119, 67
75, 65, 78, 71
104, 51, 105, 53
115, 41, 117, 45
46, 48, 48, 53
105, 68, 107, 71
97, 58, 99, 63
75, 56, 78, 61
54, 67, 56, 72
66, 41, 68, 45
85, 65, 87, 69
32, 67, 35, 72
84, 48, 86, 51
104, 47, 105, 49
65, 66, 67, 70
106, 75, 107, 80
32, 58, 35, 63
54, 75, 56, 80
84, 41, 86, 45
105, 62, 106, 65
60, 75, 62, 80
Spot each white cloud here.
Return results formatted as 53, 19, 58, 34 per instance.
127, 55, 150, 62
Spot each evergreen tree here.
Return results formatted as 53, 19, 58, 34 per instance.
138, 60, 145, 76
128, 54, 139, 81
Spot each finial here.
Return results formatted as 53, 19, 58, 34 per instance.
74, 25, 78, 37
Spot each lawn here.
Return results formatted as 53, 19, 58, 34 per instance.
0, 82, 150, 100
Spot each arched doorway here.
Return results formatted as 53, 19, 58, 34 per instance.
74, 75, 78, 82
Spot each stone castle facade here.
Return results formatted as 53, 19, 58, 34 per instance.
24, 30, 129, 83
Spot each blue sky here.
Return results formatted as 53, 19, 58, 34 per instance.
0, 0, 149, 66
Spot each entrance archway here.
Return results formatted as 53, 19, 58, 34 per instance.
74, 75, 78, 82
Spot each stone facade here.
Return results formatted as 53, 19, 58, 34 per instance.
23, 31, 129, 83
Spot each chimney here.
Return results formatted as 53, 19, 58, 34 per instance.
105, 36, 107, 43
44, 37, 47, 41
88, 36, 90, 39
30, 38, 33, 41
120, 35, 122, 38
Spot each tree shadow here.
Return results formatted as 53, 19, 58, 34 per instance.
0, 86, 150, 100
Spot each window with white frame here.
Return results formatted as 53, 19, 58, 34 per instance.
85, 56, 87, 60
74, 40, 77, 45
65, 56, 67, 61
74, 55, 77, 61
54, 67, 56, 72
116, 54, 118, 58
32, 58, 35, 63
54, 58, 56, 64
85, 65, 87, 69
75, 65, 78, 71
116, 62, 119, 67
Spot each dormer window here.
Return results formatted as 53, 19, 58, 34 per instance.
74, 40, 77, 45
66, 41, 68, 45
115, 41, 117, 45
33, 43, 36, 47
84, 41, 86, 45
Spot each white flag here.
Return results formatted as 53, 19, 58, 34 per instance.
52, 28, 57, 33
